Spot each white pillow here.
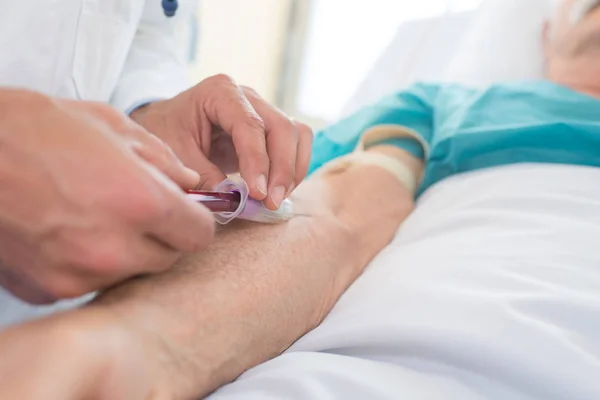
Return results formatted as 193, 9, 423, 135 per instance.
341, 12, 477, 117
445, 0, 555, 87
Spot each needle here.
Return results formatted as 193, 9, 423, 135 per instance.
291, 212, 312, 217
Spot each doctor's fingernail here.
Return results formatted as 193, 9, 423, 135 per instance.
256, 175, 268, 196
270, 186, 286, 209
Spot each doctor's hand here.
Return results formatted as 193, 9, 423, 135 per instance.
0, 90, 214, 304
130, 74, 314, 210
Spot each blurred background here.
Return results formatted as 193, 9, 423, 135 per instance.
186, 0, 484, 129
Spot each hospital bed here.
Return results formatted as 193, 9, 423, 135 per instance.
209, 1, 600, 399
3, 1, 600, 399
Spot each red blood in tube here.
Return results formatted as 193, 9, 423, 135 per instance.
187, 190, 241, 213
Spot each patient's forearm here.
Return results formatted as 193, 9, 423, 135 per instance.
93, 146, 420, 398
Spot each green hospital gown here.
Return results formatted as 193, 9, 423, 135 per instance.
308, 81, 600, 196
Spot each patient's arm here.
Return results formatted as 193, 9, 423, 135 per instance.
0, 146, 421, 400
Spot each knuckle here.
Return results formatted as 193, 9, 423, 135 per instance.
147, 141, 178, 170
127, 119, 152, 135
279, 117, 298, 139
297, 121, 314, 138
93, 102, 120, 118
241, 85, 261, 99
123, 187, 167, 224
122, 172, 183, 225
242, 112, 267, 133
157, 139, 179, 161
103, 183, 169, 227
90, 101, 113, 113
140, 133, 174, 161
92, 104, 130, 131
210, 73, 236, 86
151, 133, 171, 151
122, 120, 149, 138
91, 250, 126, 275
274, 163, 296, 184
66, 242, 127, 276
244, 148, 270, 172
270, 159, 296, 184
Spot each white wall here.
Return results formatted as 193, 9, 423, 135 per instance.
292, 0, 484, 122
187, 0, 292, 103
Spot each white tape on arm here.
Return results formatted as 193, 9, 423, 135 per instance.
357, 125, 430, 159
329, 152, 418, 195
314, 124, 427, 195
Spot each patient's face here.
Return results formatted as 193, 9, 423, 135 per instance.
548, 0, 600, 57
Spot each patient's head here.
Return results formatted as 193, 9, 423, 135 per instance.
544, 0, 600, 92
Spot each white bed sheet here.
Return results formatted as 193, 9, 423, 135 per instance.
210, 164, 600, 400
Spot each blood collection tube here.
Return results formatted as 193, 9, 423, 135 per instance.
187, 176, 296, 225
186, 190, 241, 213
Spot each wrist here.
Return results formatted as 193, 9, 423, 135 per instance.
128, 99, 185, 145
128, 99, 174, 132
128, 101, 156, 125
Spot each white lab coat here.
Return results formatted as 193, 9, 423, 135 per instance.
0, 0, 195, 327
0, 0, 194, 111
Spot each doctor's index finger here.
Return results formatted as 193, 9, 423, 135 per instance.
130, 131, 200, 191
60, 100, 200, 190
199, 74, 270, 200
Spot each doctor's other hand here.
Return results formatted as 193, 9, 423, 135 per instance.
0, 89, 214, 304
130, 74, 314, 210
